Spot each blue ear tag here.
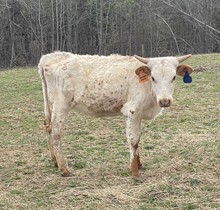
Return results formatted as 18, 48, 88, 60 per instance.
183, 71, 192, 83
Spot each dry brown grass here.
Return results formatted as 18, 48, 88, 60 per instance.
0, 54, 220, 209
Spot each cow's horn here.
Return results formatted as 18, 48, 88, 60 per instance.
134, 55, 149, 64
177, 54, 192, 63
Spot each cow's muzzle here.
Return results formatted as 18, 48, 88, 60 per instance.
159, 99, 171, 107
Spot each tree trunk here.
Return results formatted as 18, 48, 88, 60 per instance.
51, 0, 55, 52
98, 0, 104, 55
8, 6, 15, 67
66, 0, 72, 52
38, 0, 44, 56
56, 0, 59, 50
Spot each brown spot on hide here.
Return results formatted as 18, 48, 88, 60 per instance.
44, 65, 49, 72
62, 64, 67, 70
109, 99, 114, 103
130, 110, 134, 115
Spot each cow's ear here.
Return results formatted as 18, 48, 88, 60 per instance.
135, 66, 151, 83
176, 64, 193, 77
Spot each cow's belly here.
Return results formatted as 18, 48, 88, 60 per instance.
74, 86, 126, 117
74, 102, 122, 117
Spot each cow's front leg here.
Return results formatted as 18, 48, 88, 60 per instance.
126, 114, 142, 177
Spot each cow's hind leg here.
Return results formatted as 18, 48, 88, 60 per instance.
44, 119, 58, 167
126, 114, 142, 177
49, 100, 71, 176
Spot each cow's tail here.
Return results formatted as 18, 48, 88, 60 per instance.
39, 64, 52, 133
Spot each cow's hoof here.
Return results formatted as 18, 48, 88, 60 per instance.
138, 163, 143, 170
61, 172, 71, 177
53, 162, 58, 167
132, 172, 140, 177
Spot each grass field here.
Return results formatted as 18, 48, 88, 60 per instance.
0, 54, 220, 210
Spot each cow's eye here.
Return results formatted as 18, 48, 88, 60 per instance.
172, 76, 176, 82
152, 77, 156, 82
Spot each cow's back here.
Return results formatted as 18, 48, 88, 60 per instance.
39, 52, 142, 117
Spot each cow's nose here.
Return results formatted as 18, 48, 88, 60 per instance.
159, 99, 171, 107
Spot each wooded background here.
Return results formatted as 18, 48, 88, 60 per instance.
1, 0, 220, 68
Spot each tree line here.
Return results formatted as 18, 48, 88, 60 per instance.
0, 0, 220, 68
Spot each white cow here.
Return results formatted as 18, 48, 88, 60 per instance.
38, 52, 193, 177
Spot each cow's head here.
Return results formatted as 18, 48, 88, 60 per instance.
134, 54, 193, 107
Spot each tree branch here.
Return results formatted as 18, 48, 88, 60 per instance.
20, 10, 48, 53
162, 0, 220, 35
152, 11, 180, 54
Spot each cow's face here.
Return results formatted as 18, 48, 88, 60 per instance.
135, 55, 193, 107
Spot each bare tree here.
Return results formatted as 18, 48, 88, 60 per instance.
38, 0, 44, 55
0, 0, 220, 68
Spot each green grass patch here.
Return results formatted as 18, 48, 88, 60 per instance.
0, 54, 220, 209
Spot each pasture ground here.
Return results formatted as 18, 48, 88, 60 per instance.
0, 54, 220, 209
